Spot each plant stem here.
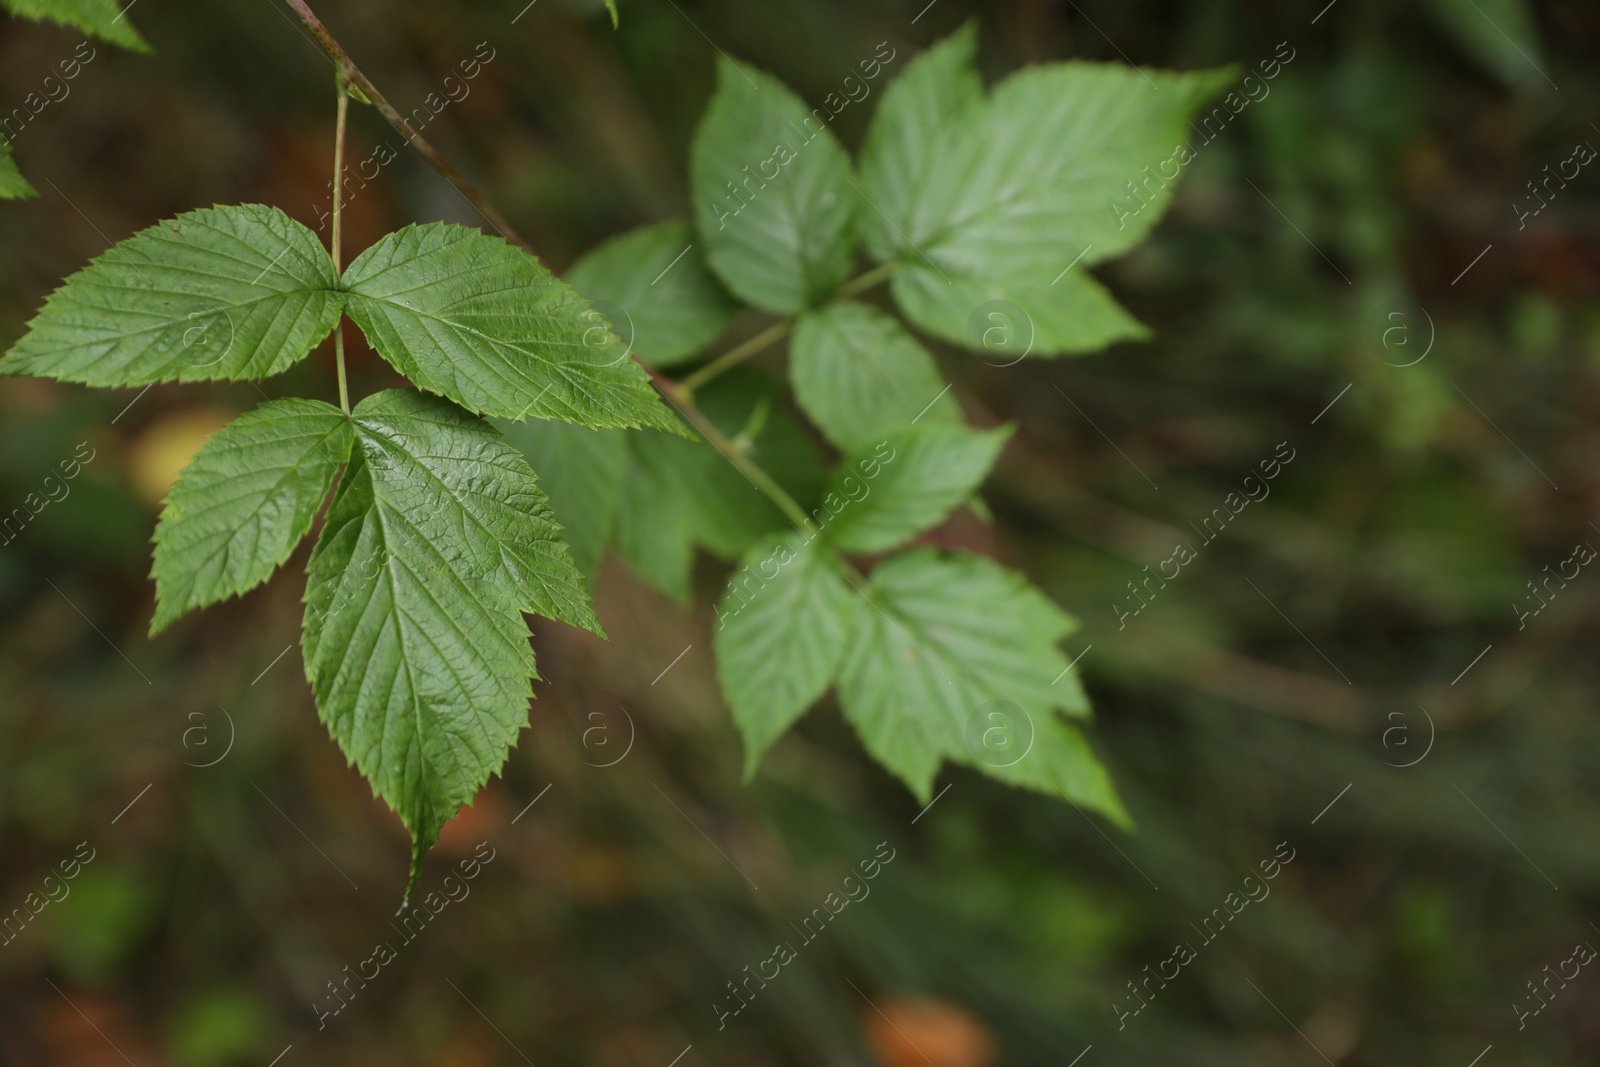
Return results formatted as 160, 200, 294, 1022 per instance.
332, 82, 351, 415
680, 260, 902, 395
283, 0, 817, 529
836, 259, 900, 299
646, 365, 813, 534
680, 319, 792, 395
283, 0, 526, 249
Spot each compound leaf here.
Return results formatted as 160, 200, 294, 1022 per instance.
151, 398, 351, 635
893, 61, 1234, 276
822, 423, 1010, 555
566, 219, 737, 368
691, 56, 857, 314
341, 223, 687, 436
303, 388, 600, 891
2, 0, 151, 52
0, 204, 342, 385
859, 26, 1230, 357
714, 534, 855, 776
790, 300, 959, 451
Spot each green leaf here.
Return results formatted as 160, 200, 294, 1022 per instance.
611, 427, 778, 602
0, 204, 343, 385
859, 27, 1230, 356
2, 0, 152, 52
857, 21, 983, 265
602, 0, 618, 27
341, 222, 687, 436
890, 267, 1150, 358
821, 423, 1010, 555
897, 62, 1233, 275
612, 433, 701, 603
493, 419, 628, 585
303, 389, 600, 890
0, 142, 37, 200
566, 219, 736, 368
150, 398, 351, 635
835, 549, 1113, 820
350, 390, 601, 635
977, 713, 1128, 826
714, 534, 854, 776
790, 300, 959, 451
690, 57, 857, 314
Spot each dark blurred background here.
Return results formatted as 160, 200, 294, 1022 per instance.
3, 0, 1600, 1064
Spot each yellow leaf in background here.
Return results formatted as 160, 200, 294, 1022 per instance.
128, 407, 238, 506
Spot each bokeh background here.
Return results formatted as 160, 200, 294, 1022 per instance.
3, 0, 1600, 1064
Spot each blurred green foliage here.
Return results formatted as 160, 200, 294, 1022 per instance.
3, 0, 1600, 1064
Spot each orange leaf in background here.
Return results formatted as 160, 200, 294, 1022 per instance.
42, 987, 165, 1067
862, 995, 997, 1067
436, 788, 506, 857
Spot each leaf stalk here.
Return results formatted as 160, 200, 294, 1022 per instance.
283, 0, 526, 248
332, 81, 350, 415
680, 260, 903, 395
284, 0, 820, 534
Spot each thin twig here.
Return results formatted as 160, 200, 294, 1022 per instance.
284, 0, 527, 249
282, 0, 840, 529
680, 319, 792, 395
681, 260, 903, 395
645, 364, 813, 532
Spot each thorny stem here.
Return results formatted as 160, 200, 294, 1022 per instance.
284, 0, 526, 248
283, 0, 822, 530
332, 82, 351, 415
679, 260, 903, 396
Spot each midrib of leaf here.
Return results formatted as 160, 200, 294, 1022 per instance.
817, 313, 925, 410
355, 417, 571, 605
365, 488, 515, 779
26, 288, 329, 348
853, 579, 963, 712
353, 297, 605, 420
916, 75, 1184, 255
